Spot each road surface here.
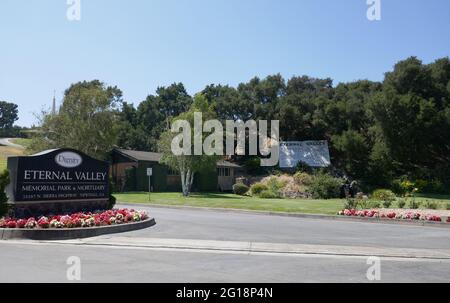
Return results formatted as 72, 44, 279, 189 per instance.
0, 138, 24, 149
1, 205, 449, 283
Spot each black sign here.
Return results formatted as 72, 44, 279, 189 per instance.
7, 149, 109, 203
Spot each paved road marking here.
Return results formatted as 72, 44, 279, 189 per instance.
3, 237, 450, 261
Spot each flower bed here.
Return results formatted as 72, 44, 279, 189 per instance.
338, 209, 449, 223
0, 209, 149, 230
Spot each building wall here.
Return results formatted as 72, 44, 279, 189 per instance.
217, 167, 235, 191
110, 151, 237, 192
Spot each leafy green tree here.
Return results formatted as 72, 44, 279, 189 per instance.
28, 80, 122, 160
158, 94, 219, 196
370, 57, 450, 178
0, 101, 19, 130
332, 130, 370, 180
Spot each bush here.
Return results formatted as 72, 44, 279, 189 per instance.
424, 200, 438, 210
414, 179, 428, 193
250, 183, 268, 196
372, 189, 396, 203
0, 170, 10, 217
266, 177, 287, 193
259, 190, 279, 199
391, 178, 416, 196
233, 183, 249, 196
382, 200, 393, 209
368, 200, 381, 209
409, 199, 421, 209
293, 172, 313, 186
397, 199, 406, 209
343, 198, 359, 210
446, 203, 450, 211
308, 173, 343, 199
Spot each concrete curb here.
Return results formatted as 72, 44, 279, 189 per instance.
42, 237, 450, 260
118, 202, 450, 229
0, 218, 156, 240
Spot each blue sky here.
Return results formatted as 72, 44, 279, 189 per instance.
1, 0, 449, 127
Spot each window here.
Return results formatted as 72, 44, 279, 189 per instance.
167, 168, 179, 176
217, 167, 231, 177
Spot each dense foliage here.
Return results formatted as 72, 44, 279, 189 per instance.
25, 56, 450, 193
28, 80, 122, 160
116, 56, 450, 192
307, 172, 343, 199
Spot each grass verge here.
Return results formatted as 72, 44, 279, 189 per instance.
114, 192, 345, 215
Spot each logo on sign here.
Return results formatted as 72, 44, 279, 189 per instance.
55, 152, 83, 168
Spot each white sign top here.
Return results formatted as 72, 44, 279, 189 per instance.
279, 141, 331, 168
55, 151, 83, 168
147, 168, 153, 176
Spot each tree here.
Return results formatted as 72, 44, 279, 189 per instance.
158, 94, 219, 196
28, 80, 122, 160
0, 101, 19, 130
370, 57, 450, 178
116, 83, 193, 152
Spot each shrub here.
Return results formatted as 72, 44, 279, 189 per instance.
424, 200, 438, 210
308, 173, 343, 199
414, 179, 428, 193
233, 183, 249, 196
368, 200, 381, 209
259, 190, 279, 199
293, 172, 313, 186
266, 177, 287, 193
397, 199, 406, 209
0, 170, 10, 217
382, 200, 393, 208
343, 198, 359, 210
250, 183, 268, 196
372, 189, 396, 203
400, 180, 416, 193
446, 203, 450, 211
408, 199, 421, 209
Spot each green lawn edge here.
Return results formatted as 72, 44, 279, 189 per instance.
114, 192, 450, 216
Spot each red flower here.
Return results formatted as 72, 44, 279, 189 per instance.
37, 217, 50, 229
17, 219, 27, 228
7, 220, 17, 228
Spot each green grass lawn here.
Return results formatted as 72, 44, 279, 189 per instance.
114, 192, 450, 215
11, 138, 32, 149
114, 192, 346, 215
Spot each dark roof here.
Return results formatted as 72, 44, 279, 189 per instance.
216, 160, 241, 168
114, 149, 162, 162
114, 148, 241, 168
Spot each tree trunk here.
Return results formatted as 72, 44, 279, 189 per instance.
180, 169, 188, 197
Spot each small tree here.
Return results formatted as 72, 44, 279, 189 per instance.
158, 94, 219, 196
